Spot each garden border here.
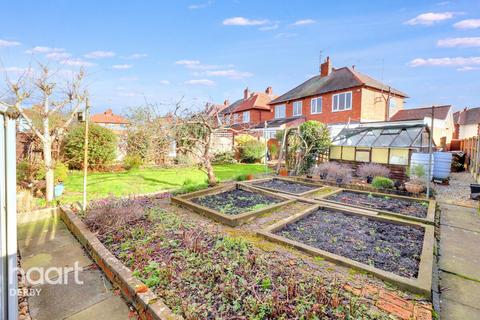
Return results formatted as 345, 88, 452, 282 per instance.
257, 203, 434, 297
243, 177, 326, 197
312, 188, 436, 225
171, 183, 295, 227
59, 206, 183, 320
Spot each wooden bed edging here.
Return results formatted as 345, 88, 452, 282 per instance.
59, 206, 183, 320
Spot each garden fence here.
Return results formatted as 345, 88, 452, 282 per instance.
460, 136, 480, 183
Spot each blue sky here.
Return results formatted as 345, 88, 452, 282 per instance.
1, 0, 479, 115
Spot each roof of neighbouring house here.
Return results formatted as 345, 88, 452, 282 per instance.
458, 107, 480, 125
220, 90, 276, 115
389, 105, 451, 121
91, 109, 129, 124
251, 116, 305, 129
206, 103, 229, 117
269, 67, 408, 105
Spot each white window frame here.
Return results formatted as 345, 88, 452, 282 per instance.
310, 97, 322, 114
332, 91, 352, 112
293, 101, 302, 116
242, 111, 250, 123
274, 104, 286, 119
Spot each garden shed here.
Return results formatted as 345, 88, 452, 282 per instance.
329, 121, 433, 180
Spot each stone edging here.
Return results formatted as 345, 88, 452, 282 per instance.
59, 206, 183, 320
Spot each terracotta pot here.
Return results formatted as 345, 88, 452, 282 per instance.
246, 174, 254, 180
279, 168, 288, 177
404, 181, 425, 194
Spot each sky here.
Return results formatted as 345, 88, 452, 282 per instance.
1, 0, 480, 115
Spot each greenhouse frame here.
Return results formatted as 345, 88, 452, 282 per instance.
329, 121, 433, 167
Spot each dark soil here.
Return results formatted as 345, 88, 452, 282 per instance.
327, 191, 429, 218
191, 189, 281, 215
277, 209, 424, 278
254, 179, 317, 194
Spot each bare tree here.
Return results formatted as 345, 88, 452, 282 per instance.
0, 64, 87, 202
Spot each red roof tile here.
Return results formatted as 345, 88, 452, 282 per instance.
390, 105, 451, 121
234, 92, 276, 113
458, 107, 480, 125
91, 109, 129, 124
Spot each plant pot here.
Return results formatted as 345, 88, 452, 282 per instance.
404, 181, 425, 194
246, 174, 254, 180
336, 178, 343, 185
279, 168, 288, 177
54, 183, 65, 198
470, 184, 480, 200
366, 176, 373, 184
320, 172, 328, 180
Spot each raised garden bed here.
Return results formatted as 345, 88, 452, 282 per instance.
248, 177, 324, 196
171, 183, 294, 226
316, 189, 436, 224
258, 204, 434, 296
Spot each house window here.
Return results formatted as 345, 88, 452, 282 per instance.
242, 111, 250, 123
275, 104, 286, 119
234, 113, 240, 123
293, 101, 302, 116
310, 97, 322, 114
332, 91, 352, 112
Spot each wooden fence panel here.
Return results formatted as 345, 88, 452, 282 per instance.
460, 136, 480, 183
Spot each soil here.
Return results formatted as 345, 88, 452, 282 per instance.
254, 179, 317, 194
191, 188, 281, 215
277, 209, 424, 278
327, 191, 429, 218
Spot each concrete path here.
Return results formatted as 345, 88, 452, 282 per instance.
438, 203, 480, 319
17, 209, 132, 320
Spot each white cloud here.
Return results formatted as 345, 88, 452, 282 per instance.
45, 52, 71, 60
291, 19, 316, 26
112, 64, 132, 69
175, 59, 228, 70
175, 60, 200, 66
185, 79, 215, 86
188, 1, 212, 10
160, 80, 170, 85
454, 19, 480, 29
118, 92, 142, 97
457, 66, 480, 71
223, 17, 268, 26
84, 50, 115, 58
405, 12, 455, 25
26, 46, 64, 54
61, 58, 96, 67
409, 56, 480, 67
119, 76, 139, 81
204, 69, 253, 79
259, 24, 279, 31
0, 39, 21, 48
437, 37, 480, 48
123, 53, 147, 59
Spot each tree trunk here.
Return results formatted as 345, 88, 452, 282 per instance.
205, 159, 217, 186
43, 138, 54, 202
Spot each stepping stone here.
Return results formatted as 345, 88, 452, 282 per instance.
28, 269, 114, 320
439, 225, 480, 281
440, 271, 480, 309
440, 204, 480, 233
65, 295, 131, 320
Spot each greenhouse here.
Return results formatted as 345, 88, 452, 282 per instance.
329, 121, 433, 166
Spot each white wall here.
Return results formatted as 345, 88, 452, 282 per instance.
459, 124, 479, 139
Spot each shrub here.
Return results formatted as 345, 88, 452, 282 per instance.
35, 162, 68, 183
235, 174, 248, 181
124, 154, 143, 170
239, 140, 264, 163
63, 124, 117, 169
268, 143, 278, 159
326, 163, 352, 184
212, 151, 236, 164
372, 176, 394, 189
298, 121, 331, 174
357, 163, 390, 181
234, 134, 257, 146
313, 162, 340, 179
17, 160, 34, 182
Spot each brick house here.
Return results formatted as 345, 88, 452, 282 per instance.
268, 57, 407, 127
219, 87, 276, 129
390, 105, 453, 147
91, 109, 130, 160
453, 107, 480, 139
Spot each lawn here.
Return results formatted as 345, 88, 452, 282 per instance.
58, 163, 271, 204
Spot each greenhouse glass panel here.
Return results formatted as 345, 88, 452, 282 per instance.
357, 129, 382, 147
391, 127, 422, 147
342, 131, 366, 146
373, 133, 397, 147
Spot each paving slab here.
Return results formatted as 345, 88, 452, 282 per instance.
18, 226, 78, 257
439, 225, 480, 281
440, 271, 480, 309
28, 269, 114, 320
440, 204, 480, 233
440, 298, 480, 320
65, 295, 131, 320
17, 215, 66, 241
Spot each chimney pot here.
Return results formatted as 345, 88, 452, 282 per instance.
320, 56, 331, 77
224, 99, 229, 106
265, 86, 273, 95
244, 87, 249, 99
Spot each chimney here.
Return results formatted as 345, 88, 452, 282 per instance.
224, 99, 229, 106
265, 86, 273, 95
104, 109, 113, 115
244, 87, 249, 99
352, 65, 356, 70
320, 56, 331, 77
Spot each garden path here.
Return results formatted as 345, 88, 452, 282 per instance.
17, 209, 132, 320
438, 203, 480, 319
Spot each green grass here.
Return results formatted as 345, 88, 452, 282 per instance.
57, 163, 271, 204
